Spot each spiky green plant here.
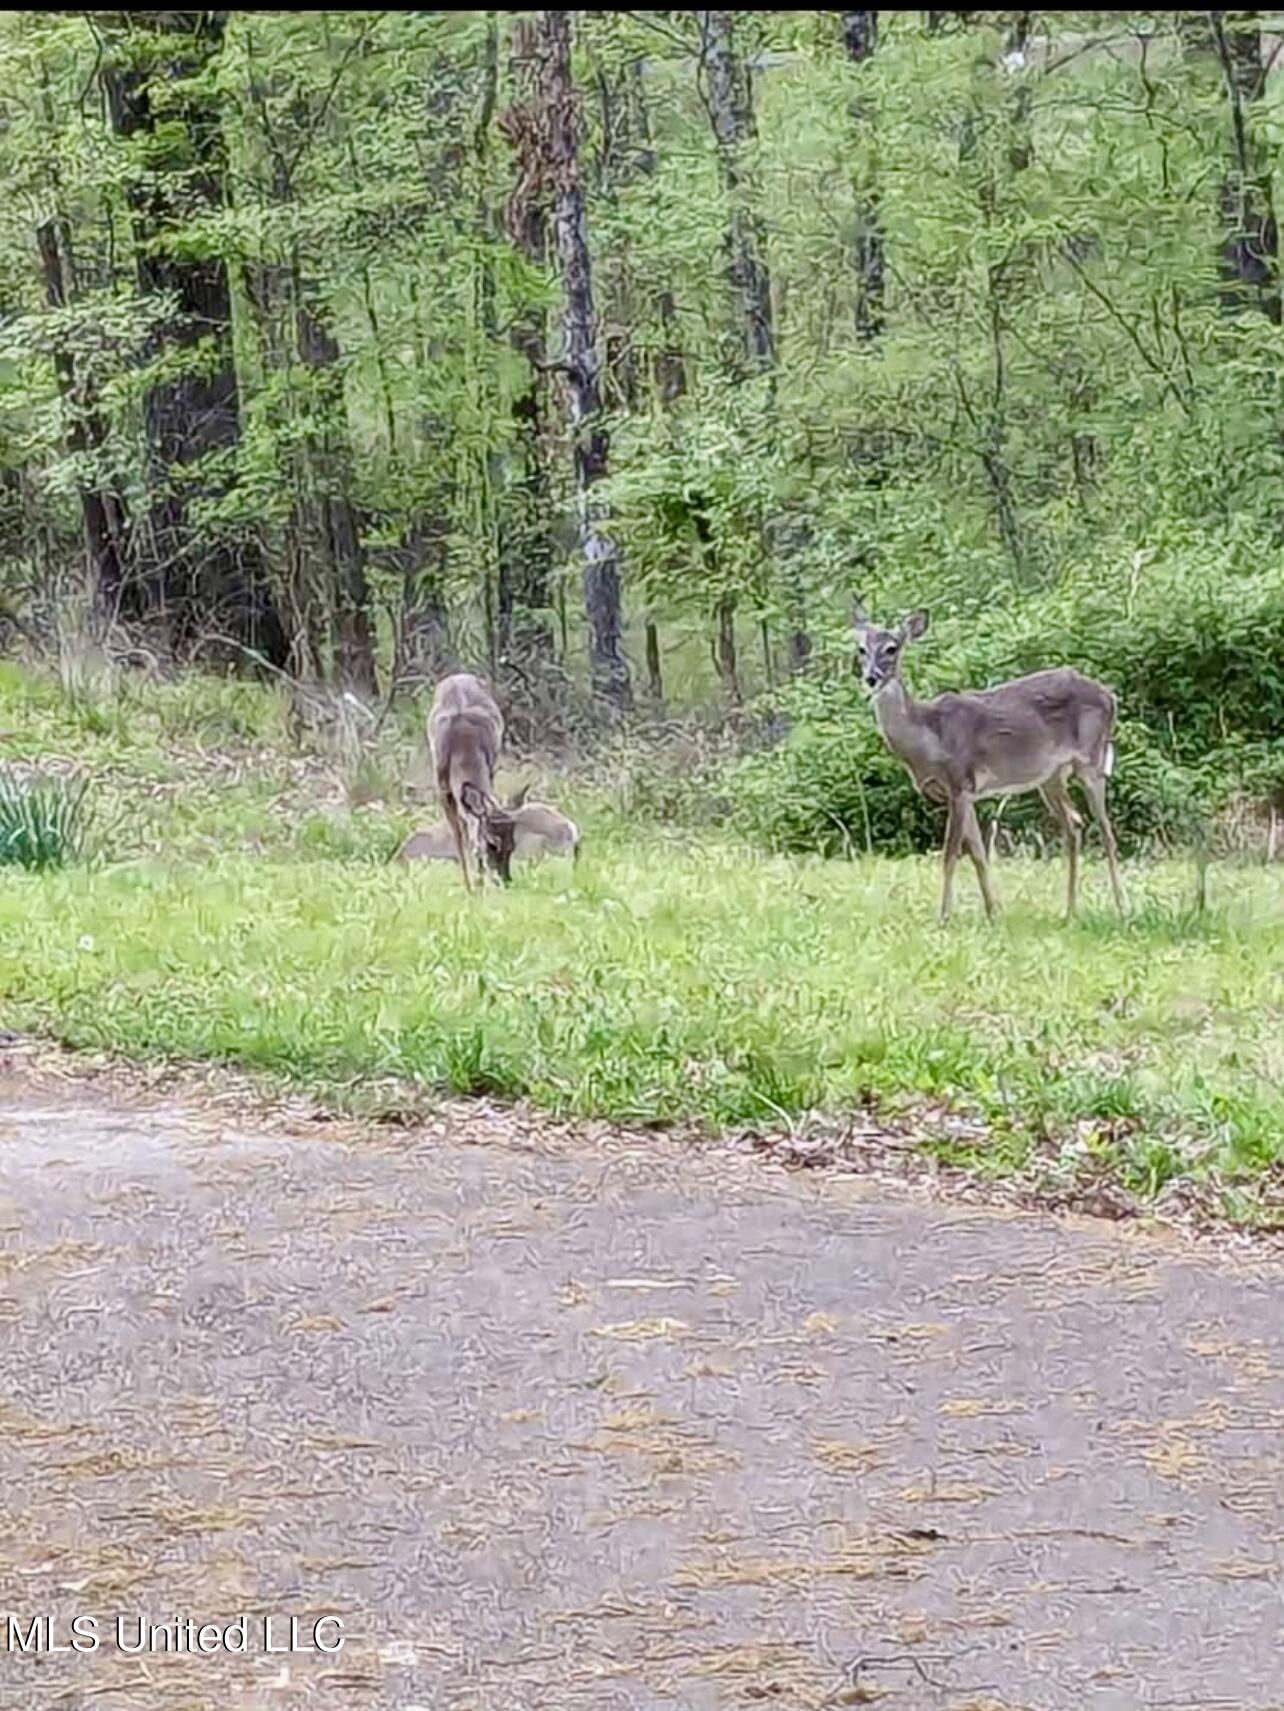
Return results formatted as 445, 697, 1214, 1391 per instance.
0, 769, 92, 871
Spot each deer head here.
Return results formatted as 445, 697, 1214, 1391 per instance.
459, 782, 517, 885
853, 607, 929, 692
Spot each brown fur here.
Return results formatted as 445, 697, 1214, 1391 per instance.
426, 673, 516, 889
397, 803, 580, 867
855, 609, 1126, 922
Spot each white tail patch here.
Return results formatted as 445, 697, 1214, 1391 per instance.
1103, 741, 1115, 778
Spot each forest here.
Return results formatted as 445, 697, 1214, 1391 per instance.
3, 23, 1283, 1677
2, 7, 1284, 855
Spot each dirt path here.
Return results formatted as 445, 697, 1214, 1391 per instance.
1, 1055, 1281, 1711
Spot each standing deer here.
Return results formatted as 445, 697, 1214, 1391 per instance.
853, 608, 1127, 923
427, 673, 517, 889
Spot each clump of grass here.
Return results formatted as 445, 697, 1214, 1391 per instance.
0, 769, 92, 871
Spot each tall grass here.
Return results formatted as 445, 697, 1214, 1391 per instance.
0, 768, 92, 870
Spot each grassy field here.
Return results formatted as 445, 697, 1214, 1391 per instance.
2, 662, 1282, 1223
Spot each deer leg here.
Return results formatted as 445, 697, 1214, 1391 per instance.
1041, 775, 1082, 921
442, 796, 473, 892
960, 800, 999, 921
939, 800, 966, 924
1077, 768, 1127, 918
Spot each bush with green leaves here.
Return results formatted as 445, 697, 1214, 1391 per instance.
721, 540, 1284, 861
0, 769, 92, 870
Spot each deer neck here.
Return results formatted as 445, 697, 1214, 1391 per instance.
872, 676, 930, 765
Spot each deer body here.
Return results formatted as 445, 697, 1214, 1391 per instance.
396, 801, 580, 868
427, 673, 516, 888
856, 611, 1126, 923
512, 802, 581, 862
872, 669, 1115, 804
394, 823, 457, 863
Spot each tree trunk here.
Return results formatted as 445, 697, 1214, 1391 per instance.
99, 11, 287, 666
656, 289, 687, 407
1004, 11, 1033, 171
714, 597, 741, 703
841, 11, 885, 343
645, 620, 664, 703
498, 17, 556, 658
595, 42, 669, 707
390, 515, 451, 687
34, 219, 129, 628
698, 11, 775, 373
1208, 11, 1280, 323
538, 10, 631, 709
294, 297, 378, 698
697, 9, 810, 676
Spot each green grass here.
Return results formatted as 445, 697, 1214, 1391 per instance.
0, 767, 92, 870
2, 661, 1283, 1220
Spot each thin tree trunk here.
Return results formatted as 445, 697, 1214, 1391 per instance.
1208, 11, 1280, 322
392, 516, 451, 685
100, 11, 287, 665
244, 59, 377, 695
715, 597, 740, 703
594, 41, 668, 705
499, 17, 557, 658
697, 9, 810, 676
645, 621, 663, 703
538, 10, 631, 709
1004, 11, 1033, 171
841, 12, 884, 343
34, 219, 129, 629
242, 236, 327, 680
699, 11, 775, 372
294, 296, 378, 697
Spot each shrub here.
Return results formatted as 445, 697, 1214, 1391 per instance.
0, 768, 92, 870
719, 541, 1284, 860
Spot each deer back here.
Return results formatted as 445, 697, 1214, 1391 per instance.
512, 802, 580, 857
885, 667, 1116, 799
428, 672, 505, 805
395, 824, 459, 863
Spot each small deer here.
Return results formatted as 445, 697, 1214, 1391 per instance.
393, 822, 458, 864
395, 791, 581, 869
511, 798, 581, 863
853, 608, 1127, 923
426, 672, 517, 889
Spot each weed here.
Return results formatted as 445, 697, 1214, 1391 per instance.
0, 768, 92, 870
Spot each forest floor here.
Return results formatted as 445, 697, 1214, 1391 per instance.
1, 1042, 1282, 1711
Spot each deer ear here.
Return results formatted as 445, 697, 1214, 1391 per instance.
903, 609, 929, 640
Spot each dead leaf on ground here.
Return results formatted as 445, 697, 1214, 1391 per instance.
591, 1316, 690, 1341
939, 1398, 1029, 1419
812, 1439, 884, 1472
900, 1479, 996, 1504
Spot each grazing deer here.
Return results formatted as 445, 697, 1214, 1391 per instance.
512, 801, 581, 863
393, 822, 458, 864
853, 608, 1127, 923
426, 672, 517, 889
395, 797, 581, 868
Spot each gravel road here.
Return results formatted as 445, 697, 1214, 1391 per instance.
1, 1055, 1280, 1710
